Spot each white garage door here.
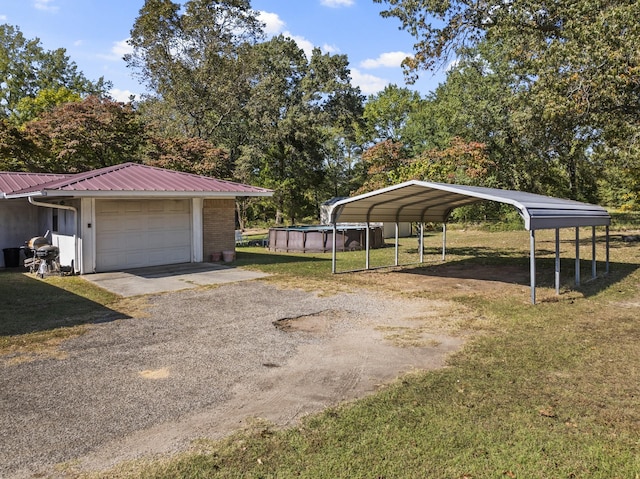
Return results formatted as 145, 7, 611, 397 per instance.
96, 199, 192, 272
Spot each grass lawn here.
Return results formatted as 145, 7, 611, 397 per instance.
3, 226, 639, 477
0, 272, 146, 364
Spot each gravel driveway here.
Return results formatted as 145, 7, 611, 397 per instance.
1, 281, 464, 478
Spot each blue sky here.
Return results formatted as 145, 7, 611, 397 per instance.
1, 0, 446, 101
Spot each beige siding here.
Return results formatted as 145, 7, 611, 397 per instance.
203, 199, 235, 260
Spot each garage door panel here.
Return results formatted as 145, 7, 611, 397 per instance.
96, 199, 192, 272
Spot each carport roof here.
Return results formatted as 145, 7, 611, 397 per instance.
2, 162, 272, 198
330, 180, 611, 230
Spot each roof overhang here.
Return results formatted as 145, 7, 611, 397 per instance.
330, 181, 611, 231
4, 190, 273, 199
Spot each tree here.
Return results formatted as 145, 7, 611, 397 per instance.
11, 87, 82, 125
24, 96, 144, 173
237, 36, 363, 224
357, 139, 408, 193
143, 135, 231, 179
126, 0, 262, 149
374, 0, 640, 203
0, 120, 38, 171
0, 24, 109, 122
358, 84, 422, 145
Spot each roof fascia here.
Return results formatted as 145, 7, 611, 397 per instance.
5, 190, 273, 199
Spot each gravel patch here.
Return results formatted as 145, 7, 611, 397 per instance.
1, 281, 464, 478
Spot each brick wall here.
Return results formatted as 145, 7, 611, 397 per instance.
203, 199, 235, 260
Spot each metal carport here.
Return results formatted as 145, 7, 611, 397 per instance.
329, 180, 612, 304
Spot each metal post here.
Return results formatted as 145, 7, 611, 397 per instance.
419, 222, 424, 264
530, 229, 536, 305
575, 227, 581, 286
332, 223, 337, 273
442, 223, 447, 261
555, 228, 560, 295
591, 226, 597, 279
365, 222, 371, 270
606, 226, 610, 274
394, 222, 399, 266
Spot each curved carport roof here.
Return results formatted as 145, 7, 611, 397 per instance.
328, 181, 611, 304
329, 180, 611, 230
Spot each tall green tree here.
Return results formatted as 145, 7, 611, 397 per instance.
358, 84, 421, 145
374, 0, 640, 203
126, 0, 262, 151
0, 24, 109, 123
237, 36, 363, 224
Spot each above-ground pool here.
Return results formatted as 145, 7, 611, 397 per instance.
268, 225, 384, 253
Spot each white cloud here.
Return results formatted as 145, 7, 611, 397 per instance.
73, 40, 83, 47
110, 88, 135, 103
360, 51, 410, 69
322, 43, 339, 54
34, 0, 58, 12
257, 11, 286, 35
257, 11, 336, 59
287, 33, 314, 58
350, 68, 389, 95
111, 39, 133, 58
321, 0, 355, 7
98, 39, 133, 61
0, 15, 7, 21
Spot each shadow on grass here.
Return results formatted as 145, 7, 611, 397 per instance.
235, 249, 331, 267
398, 256, 640, 298
0, 270, 130, 336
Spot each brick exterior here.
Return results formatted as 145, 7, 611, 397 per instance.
203, 199, 236, 260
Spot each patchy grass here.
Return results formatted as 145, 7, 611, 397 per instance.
84, 227, 640, 478
0, 271, 147, 363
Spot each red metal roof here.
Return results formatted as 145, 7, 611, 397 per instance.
2, 163, 271, 197
0, 172, 71, 195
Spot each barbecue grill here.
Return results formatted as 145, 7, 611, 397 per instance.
23, 236, 61, 277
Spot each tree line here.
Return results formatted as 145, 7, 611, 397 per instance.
1, 0, 638, 227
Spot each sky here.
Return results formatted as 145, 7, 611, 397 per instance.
1, 0, 447, 102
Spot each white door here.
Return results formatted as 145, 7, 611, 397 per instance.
95, 199, 192, 272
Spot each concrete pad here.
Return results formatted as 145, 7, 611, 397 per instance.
84, 262, 269, 297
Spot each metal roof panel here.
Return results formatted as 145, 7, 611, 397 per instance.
331, 180, 610, 230
2, 163, 272, 198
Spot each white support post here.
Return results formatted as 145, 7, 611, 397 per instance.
575, 227, 581, 286
605, 226, 610, 274
442, 223, 447, 261
555, 228, 560, 295
365, 222, 371, 270
530, 230, 536, 305
394, 222, 399, 266
419, 222, 424, 264
591, 226, 597, 279
332, 223, 337, 274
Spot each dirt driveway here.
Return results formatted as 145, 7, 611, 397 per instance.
1, 280, 468, 478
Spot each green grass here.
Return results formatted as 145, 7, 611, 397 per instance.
0, 271, 144, 363
91, 227, 640, 478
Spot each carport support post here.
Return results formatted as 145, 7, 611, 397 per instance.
419, 222, 424, 264
331, 223, 337, 274
575, 227, 581, 286
530, 229, 536, 305
442, 223, 447, 261
591, 226, 597, 279
606, 226, 610, 274
394, 222, 399, 266
365, 222, 371, 270
555, 228, 561, 295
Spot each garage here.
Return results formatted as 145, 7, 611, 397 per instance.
96, 199, 192, 272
